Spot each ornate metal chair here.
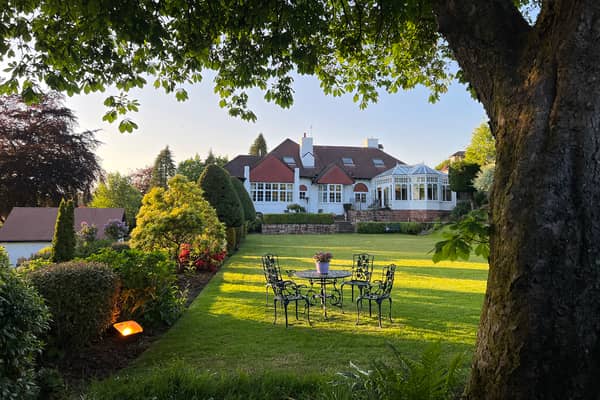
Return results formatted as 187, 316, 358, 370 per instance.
261, 254, 305, 305
356, 264, 396, 328
263, 262, 311, 328
340, 253, 374, 306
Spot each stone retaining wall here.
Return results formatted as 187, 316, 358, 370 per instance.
262, 224, 336, 234
348, 209, 450, 223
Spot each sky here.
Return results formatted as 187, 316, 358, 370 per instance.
65, 73, 487, 175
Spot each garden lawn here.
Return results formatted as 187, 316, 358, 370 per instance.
125, 233, 488, 375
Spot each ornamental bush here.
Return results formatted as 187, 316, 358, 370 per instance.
51, 199, 75, 262
88, 249, 185, 327
28, 261, 120, 349
199, 165, 244, 228
356, 222, 428, 234
230, 176, 256, 222
0, 266, 50, 400
104, 219, 129, 241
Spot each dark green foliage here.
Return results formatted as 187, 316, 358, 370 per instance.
450, 202, 472, 220
198, 164, 244, 228
74, 239, 113, 259
235, 226, 243, 249
230, 176, 256, 222
28, 261, 120, 349
85, 361, 326, 400
332, 342, 464, 400
448, 162, 480, 193
150, 146, 176, 189
356, 222, 428, 235
0, 266, 50, 400
286, 203, 306, 213
248, 213, 263, 233
263, 213, 335, 225
51, 199, 75, 262
36, 367, 66, 400
87, 249, 185, 327
177, 154, 204, 182
249, 133, 268, 157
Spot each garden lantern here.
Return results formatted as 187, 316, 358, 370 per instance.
113, 320, 143, 337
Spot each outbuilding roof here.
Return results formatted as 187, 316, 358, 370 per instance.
374, 164, 446, 178
0, 207, 126, 242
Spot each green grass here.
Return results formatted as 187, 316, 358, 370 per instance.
127, 233, 487, 374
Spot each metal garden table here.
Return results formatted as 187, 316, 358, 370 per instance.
293, 270, 351, 319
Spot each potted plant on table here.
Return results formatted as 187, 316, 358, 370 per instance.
313, 251, 333, 274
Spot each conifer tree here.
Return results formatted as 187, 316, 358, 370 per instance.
230, 176, 255, 223
51, 199, 75, 262
150, 146, 176, 189
198, 165, 244, 228
249, 133, 268, 157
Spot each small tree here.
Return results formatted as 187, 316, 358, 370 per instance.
177, 154, 204, 182
51, 199, 75, 262
199, 165, 244, 228
128, 166, 153, 195
464, 123, 496, 166
90, 172, 142, 229
474, 163, 496, 194
150, 146, 176, 189
249, 133, 268, 157
449, 161, 480, 210
130, 175, 225, 272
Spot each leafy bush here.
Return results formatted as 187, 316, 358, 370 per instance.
110, 242, 131, 252
450, 202, 471, 220
32, 246, 53, 261
248, 212, 263, 233
77, 221, 98, 243
356, 222, 428, 234
0, 245, 9, 267
262, 213, 334, 225
88, 249, 185, 327
198, 164, 244, 228
225, 227, 237, 254
104, 219, 129, 241
230, 176, 256, 222
286, 203, 306, 213
28, 262, 120, 349
75, 238, 113, 258
0, 266, 50, 400
330, 343, 464, 400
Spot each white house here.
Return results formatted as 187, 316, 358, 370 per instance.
224, 135, 456, 220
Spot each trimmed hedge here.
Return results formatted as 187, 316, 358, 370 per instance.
263, 213, 334, 225
88, 249, 184, 327
356, 222, 429, 235
0, 266, 50, 399
28, 261, 120, 349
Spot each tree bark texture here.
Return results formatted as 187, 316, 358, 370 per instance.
434, 1, 600, 398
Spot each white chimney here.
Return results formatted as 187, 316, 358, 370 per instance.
300, 133, 314, 168
364, 138, 379, 148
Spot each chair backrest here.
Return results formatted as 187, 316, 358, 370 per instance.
262, 254, 282, 283
352, 253, 374, 281
378, 264, 396, 297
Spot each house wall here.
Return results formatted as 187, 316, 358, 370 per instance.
1, 242, 50, 266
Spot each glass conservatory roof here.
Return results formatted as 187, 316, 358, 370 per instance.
375, 163, 444, 178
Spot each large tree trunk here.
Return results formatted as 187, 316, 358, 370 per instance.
434, 1, 600, 398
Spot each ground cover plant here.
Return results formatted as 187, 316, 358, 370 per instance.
88, 233, 487, 397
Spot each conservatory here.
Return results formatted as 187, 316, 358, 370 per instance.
373, 164, 456, 211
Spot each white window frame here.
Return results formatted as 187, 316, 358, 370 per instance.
441, 177, 452, 202
354, 192, 367, 203
427, 176, 439, 200
251, 182, 293, 203
319, 184, 343, 203
394, 176, 409, 201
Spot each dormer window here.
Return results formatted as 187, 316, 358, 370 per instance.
283, 156, 296, 166
342, 157, 354, 166
373, 159, 385, 167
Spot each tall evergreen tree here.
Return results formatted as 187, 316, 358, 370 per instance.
51, 199, 75, 262
150, 146, 176, 189
249, 133, 268, 157
198, 165, 244, 228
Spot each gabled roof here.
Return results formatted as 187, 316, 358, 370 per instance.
249, 154, 294, 183
374, 164, 446, 179
224, 155, 261, 179
0, 207, 126, 242
266, 139, 403, 180
315, 163, 354, 185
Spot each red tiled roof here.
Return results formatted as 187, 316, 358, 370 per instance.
0, 207, 126, 242
223, 155, 260, 178
316, 164, 354, 184
250, 154, 294, 182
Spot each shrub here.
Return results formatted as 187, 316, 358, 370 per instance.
450, 202, 471, 220
331, 342, 464, 400
198, 164, 244, 228
248, 213, 263, 233
77, 221, 98, 243
104, 219, 128, 241
225, 227, 237, 254
0, 266, 50, 399
88, 249, 185, 327
75, 238, 113, 258
51, 199, 75, 262
0, 245, 9, 267
286, 203, 306, 213
262, 213, 334, 225
230, 176, 256, 222
110, 242, 131, 252
32, 246, 53, 261
356, 222, 428, 234
28, 262, 120, 349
